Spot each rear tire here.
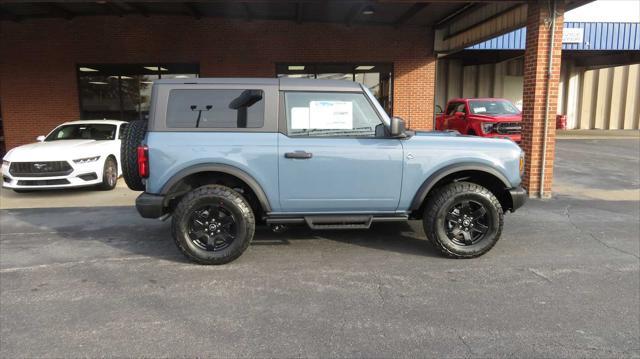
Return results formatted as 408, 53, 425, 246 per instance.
120, 120, 147, 191
98, 156, 118, 191
423, 181, 503, 258
171, 185, 255, 265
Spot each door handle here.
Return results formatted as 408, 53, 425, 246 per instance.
284, 151, 313, 159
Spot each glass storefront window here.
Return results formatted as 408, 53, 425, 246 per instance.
79, 75, 120, 120
77, 64, 199, 121
276, 63, 393, 115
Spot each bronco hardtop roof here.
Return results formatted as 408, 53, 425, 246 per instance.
153, 77, 363, 92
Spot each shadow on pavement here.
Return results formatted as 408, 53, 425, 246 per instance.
1, 206, 442, 265
252, 220, 443, 258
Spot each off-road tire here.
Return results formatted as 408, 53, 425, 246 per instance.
423, 181, 503, 258
120, 119, 147, 191
98, 156, 118, 190
172, 185, 255, 265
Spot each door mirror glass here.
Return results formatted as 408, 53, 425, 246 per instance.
390, 116, 406, 138
36, 135, 45, 142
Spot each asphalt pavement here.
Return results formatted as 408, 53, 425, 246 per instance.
1, 138, 639, 358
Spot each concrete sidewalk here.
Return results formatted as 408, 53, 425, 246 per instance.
0, 180, 139, 209
557, 129, 640, 139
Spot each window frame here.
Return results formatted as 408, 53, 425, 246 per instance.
279, 90, 389, 139
165, 88, 266, 130
150, 83, 279, 133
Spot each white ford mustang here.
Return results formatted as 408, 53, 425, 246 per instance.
1, 120, 127, 192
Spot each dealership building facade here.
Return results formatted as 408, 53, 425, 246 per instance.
0, 0, 609, 196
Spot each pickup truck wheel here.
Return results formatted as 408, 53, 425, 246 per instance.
423, 181, 503, 258
120, 119, 147, 191
172, 184, 255, 265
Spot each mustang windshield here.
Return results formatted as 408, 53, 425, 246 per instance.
45, 124, 116, 141
468, 100, 520, 115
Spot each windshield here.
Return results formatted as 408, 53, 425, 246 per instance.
468, 100, 520, 115
45, 124, 117, 141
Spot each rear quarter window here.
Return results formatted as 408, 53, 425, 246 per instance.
166, 89, 265, 129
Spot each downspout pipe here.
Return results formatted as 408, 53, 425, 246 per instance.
540, 0, 557, 198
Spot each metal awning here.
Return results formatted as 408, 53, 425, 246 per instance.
0, 1, 501, 27
434, 0, 592, 54
1, 0, 594, 53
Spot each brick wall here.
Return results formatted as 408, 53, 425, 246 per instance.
0, 16, 436, 149
521, 0, 565, 197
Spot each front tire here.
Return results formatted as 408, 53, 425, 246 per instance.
171, 185, 255, 265
423, 181, 503, 258
98, 157, 118, 191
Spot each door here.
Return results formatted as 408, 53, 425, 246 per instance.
445, 102, 467, 132
278, 91, 403, 212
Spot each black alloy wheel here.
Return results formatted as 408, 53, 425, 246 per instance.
188, 204, 238, 252
423, 181, 504, 258
172, 184, 255, 265
445, 199, 489, 246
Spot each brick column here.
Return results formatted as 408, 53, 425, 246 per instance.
521, 0, 564, 197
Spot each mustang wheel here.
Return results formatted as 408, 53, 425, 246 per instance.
423, 181, 503, 258
120, 119, 147, 191
172, 185, 255, 265
98, 157, 118, 190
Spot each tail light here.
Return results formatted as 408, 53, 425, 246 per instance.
137, 145, 149, 178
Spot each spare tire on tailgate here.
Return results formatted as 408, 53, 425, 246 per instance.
120, 119, 147, 191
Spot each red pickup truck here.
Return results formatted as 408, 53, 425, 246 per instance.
435, 98, 522, 143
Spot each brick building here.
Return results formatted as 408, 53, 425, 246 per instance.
0, 0, 589, 196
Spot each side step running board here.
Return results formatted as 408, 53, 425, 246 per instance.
305, 215, 373, 230
266, 214, 408, 230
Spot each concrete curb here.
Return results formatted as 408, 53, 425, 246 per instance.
557, 129, 640, 139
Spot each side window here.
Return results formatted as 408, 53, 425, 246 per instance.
118, 124, 128, 139
284, 92, 382, 137
166, 89, 264, 129
446, 103, 458, 115
455, 103, 467, 114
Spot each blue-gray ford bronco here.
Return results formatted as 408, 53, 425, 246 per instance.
120, 78, 526, 265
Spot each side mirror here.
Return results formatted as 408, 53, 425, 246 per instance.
36, 135, 45, 142
435, 105, 443, 114
454, 111, 466, 118
390, 116, 407, 138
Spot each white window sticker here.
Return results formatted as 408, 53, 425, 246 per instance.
290, 107, 310, 129
309, 101, 353, 129
474, 107, 487, 113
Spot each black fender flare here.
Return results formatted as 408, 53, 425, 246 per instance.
160, 163, 272, 212
410, 163, 512, 211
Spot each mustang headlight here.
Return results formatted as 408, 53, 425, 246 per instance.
481, 122, 496, 134
2, 160, 9, 167
73, 156, 100, 164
